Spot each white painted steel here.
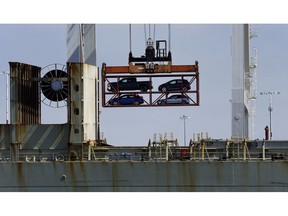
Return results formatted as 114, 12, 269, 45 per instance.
69, 63, 98, 144
231, 24, 250, 140
83, 64, 97, 142
67, 24, 96, 66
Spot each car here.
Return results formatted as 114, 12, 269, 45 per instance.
158, 94, 190, 104
107, 77, 153, 92
108, 94, 144, 105
158, 79, 191, 92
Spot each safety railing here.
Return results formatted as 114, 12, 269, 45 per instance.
0, 139, 287, 162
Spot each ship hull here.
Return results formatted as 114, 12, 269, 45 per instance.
0, 161, 288, 192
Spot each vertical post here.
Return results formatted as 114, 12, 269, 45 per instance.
180, 115, 190, 146
148, 139, 151, 160
159, 138, 162, 159
168, 24, 171, 52
88, 142, 91, 161
189, 139, 193, 161
197, 133, 200, 159
269, 107, 272, 140
193, 142, 197, 161
5, 71, 8, 124
196, 70, 200, 105
268, 94, 272, 140
165, 140, 168, 161
237, 142, 240, 160
96, 70, 101, 146
184, 119, 186, 146
129, 24, 132, 53
262, 139, 266, 161
243, 139, 247, 161
260, 91, 280, 140
201, 139, 205, 161
232, 141, 235, 161
226, 139, 230, 159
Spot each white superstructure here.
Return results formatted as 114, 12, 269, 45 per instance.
231, 24, 258, 140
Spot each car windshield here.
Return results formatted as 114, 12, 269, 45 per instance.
169, 95, 178, 99
170, 80, 176, 84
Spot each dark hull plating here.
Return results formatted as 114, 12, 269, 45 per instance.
0, 161, 288, 192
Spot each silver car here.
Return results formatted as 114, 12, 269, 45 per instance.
158, 94, 190, 104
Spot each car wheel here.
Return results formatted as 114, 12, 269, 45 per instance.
182, 87, 188, 91
113, 101, 118, 105
134, 101, 140, 105
161, 87, 167, 92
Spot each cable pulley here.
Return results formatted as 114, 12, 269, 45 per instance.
40, 63, 68, 108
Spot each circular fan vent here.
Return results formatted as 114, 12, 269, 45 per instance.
40, 64, 68, 108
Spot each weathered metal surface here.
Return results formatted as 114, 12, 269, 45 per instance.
68, 63, 83, 145
0, 161, 288, 192
0, 125, 9, 150
9, 62, 41, 162
0, 124, 68, 150
2, 60, 287, 192
68, 63, 98, 145
9, 62, 41, 124
0, 137, 288, 191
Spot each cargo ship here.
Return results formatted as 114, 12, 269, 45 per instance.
1, 137, 288, 192
1, 24, 288, 192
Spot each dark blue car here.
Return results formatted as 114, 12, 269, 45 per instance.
108, 94, 144, 105
158, 79, 191, 92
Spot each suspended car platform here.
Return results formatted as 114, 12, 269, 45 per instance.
101, 61, 199, 107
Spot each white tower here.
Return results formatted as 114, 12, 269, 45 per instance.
231, 24, 257, 141
66, 24, 100, 158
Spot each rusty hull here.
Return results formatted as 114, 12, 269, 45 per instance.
0, 161, 288, 192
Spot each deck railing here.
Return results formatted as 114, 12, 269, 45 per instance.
0, 139, 286, 162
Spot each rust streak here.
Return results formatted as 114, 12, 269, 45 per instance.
17, 163, 25, 188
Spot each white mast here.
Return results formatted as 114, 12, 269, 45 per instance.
248, 26, 258, 139
67, 24, 96, 66
231, 24, 257, 141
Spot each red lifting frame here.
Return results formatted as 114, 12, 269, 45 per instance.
101, 62, 199, 108
103, 65, 198, 74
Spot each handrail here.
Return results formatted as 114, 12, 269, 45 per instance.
0, 140, 287, 162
